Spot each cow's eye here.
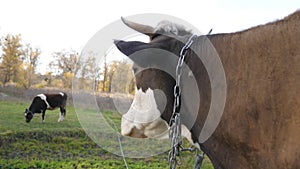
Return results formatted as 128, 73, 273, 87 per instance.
151, 33, 160, 40
133, 67, 138, 74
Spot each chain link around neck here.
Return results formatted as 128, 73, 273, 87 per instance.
168, 34, 197, 169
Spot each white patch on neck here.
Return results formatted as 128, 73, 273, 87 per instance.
37, 94, 50, 108
181, 124, 200, 149
188, 71, 193, 77
150, 124, 200, 149
59, 92, 64, 96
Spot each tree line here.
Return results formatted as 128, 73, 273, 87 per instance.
0, 34, 135, 94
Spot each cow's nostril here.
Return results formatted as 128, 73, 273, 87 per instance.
127, 127, 147, 138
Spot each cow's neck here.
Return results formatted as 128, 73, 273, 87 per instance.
180, 35, 254, 169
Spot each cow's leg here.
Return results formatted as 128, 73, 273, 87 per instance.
62, 107, 66, 117
42, 110, 46, 123
58, 107, 66, 122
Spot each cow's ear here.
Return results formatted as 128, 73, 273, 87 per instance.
114, 40, 155, 67
114, 40, 151, 56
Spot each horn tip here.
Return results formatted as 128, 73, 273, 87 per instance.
120, 16, 129, 25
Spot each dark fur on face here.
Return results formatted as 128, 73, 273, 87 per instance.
24, 109, 34, 123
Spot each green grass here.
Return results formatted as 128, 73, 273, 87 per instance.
0, 100, 213, 169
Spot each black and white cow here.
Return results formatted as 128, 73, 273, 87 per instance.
24, 92, 67, 123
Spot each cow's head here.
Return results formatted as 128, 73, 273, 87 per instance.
24, 109, 33, 123
115, 18, 195, 139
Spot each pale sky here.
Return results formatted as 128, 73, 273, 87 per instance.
0, 0, 299, 74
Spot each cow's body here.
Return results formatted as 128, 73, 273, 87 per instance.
24, 92, 67, 123
199, 12, 300, 169
115, 11, 300, 169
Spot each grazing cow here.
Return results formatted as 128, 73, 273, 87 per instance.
114, 11, 300, 169
24, 92, 67, 123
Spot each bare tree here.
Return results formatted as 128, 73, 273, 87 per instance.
49, 50, 80, 89
78, 54, 98, 90
50, 50, 79, 74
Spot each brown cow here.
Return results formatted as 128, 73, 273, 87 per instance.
115, 11, 300, 169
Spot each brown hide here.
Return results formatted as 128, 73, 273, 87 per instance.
116, 11, 300, 169
203, 11, 300, 169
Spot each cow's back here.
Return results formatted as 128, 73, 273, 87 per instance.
45, 93, 67, 108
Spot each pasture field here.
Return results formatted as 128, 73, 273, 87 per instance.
0, 100, 213, 169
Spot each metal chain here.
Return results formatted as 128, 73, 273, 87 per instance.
168, 34, 197, 169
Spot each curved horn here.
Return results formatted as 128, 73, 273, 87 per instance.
121, 17, 154, 37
